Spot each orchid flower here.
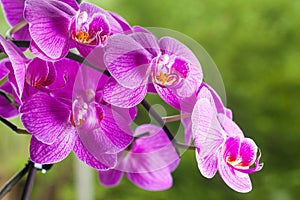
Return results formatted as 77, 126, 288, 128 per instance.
191, 86, 263, 192
98, 124, 179, 191
24, 0, 129, 60
103, 31, 202, 109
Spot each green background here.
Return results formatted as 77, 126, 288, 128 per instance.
1, 0, 300, 199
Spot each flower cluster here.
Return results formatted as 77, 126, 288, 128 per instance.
0, 0, 263, 192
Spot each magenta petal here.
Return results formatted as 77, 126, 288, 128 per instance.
217, 114, 244, 138
98, 169, 123, 187
238, 138, 258, 167
159, 37, 202, 76
26, 58, 49, 87
30, 132, 75, 164
154, 83, 197, 112
224, 137, 241, 162
109, 11, 131, 32
73, 135, 117, 170
79, 2, 122, 34
0, 83, 19, 118
78, 105, 133, 160
130, 32, 160, 56
0, 0, 24, 26
218, 157, 252, 193
24, 0, 75, 60
0, 35, 27, 99
103, 78, 147, 108
104, 34, 152, 88
125, 124, 179, 173
20, 93, 71, 144
126, 168, 173, 191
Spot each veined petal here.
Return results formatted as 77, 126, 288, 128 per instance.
73, 135, 117, 170
30, 131, 76, 164
196, 148, 218, 178
104, 34, 152, 89
125, 124, 179, 173
98, 169, 123, 187
192, 98, 224, 149
24, 0, 76, 60
109, 11, 131, 32
20, 93, 71, 144
217, 114, 244, 138
126, 166, 173, 191
0, 35, 27, 99
130, 32, 160, 56
0, 83, 19, 118
103, 78, 147, 108
0, 0, 24, 26
159, 36, 202, 76
218, 156, 252, 193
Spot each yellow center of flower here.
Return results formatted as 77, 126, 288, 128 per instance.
74, 31, 90, 44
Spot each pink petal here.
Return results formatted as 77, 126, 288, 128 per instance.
125, 124, 179, 173
26, 58, 49, 87
73, 135, 117, 170
217, 114, 244, 138
130, 32, 160, 56
98, 169, 123, 187
126, 168, 173, 191
0, 35, 27, 99
195, 148, 218, 178
20, 93, 71, 144
103, 78, 147, 108
0, 0, 24, 26
104, 34, 152, 89
24, 0, 75, 60
30, 131, 75, 164
191, 99, 224, 149
218, 156, 252, 193
159, 36, 202, 79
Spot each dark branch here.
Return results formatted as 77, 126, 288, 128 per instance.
21, 161, 37, 200
0, 116, 30, 135
0, 161, 30, 199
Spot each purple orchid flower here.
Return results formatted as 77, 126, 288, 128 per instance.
98, 124, 179, 191
20, 60, 134, 169
103, 31, 202, 109
191, 86, 263, 193
24, 0, 129, 60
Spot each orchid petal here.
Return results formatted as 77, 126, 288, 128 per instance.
217, 114, 244, 138
218, 156, 252, 193
0, 0, 24, 26
24, 0, 76, 60
103, 78, 147, 108
0, 35, 27, 99
104, 34, 152, 89
195, 148, 218, 178
30, 131, 75, 164
73, 135, 117, 170
98, 169, 123, 187
20, 93, 71, 144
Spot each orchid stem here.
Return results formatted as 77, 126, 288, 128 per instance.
5, 20, 28, 40
0, 90, 19, 109
162, 113, 190, 123
21, 161, 37, 200
0, 116, 30, 135
0, 161, 30, 199
174, 142, 196, 150
141, 99, 177, 142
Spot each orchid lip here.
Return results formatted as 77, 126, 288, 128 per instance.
151, 53, 190, 88
70, 11, 110, 46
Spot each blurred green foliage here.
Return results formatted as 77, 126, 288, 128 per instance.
1, 0, 300, 199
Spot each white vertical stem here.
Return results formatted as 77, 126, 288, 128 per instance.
75, 158, 94, 200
